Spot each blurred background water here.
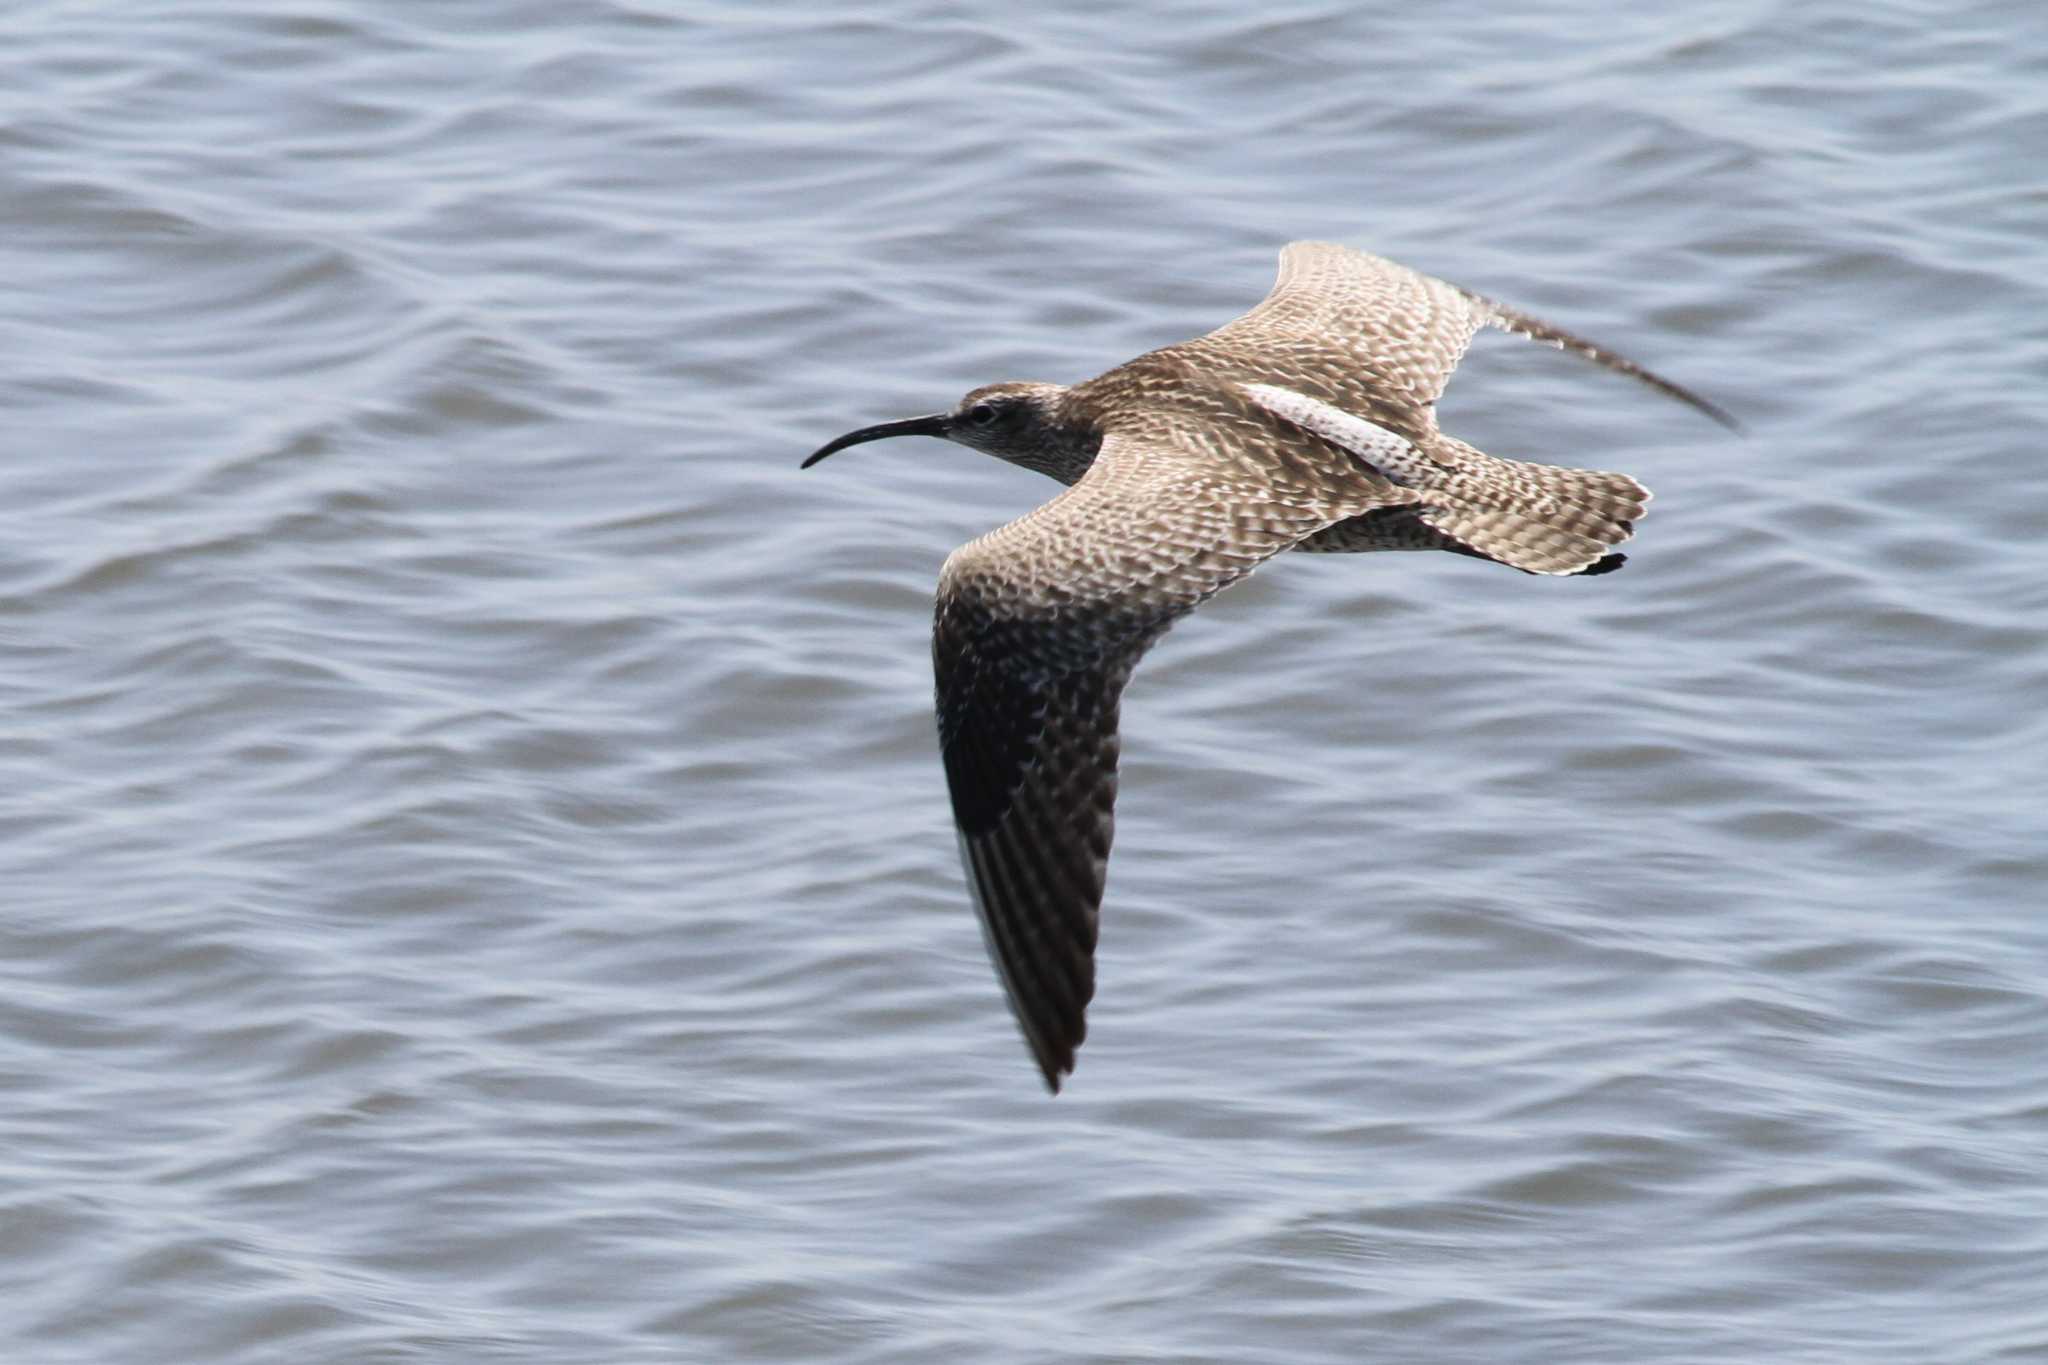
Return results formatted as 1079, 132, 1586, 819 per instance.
2, 2, 2045, 1361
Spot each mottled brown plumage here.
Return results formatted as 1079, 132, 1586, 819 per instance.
804, 242, 1734, 1091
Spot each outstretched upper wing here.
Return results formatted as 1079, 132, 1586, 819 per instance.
1182, 241, 1737, 431
932, 424, 1347, 1091
1196, 241, 1493, 411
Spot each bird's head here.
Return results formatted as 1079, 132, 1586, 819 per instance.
802, 382, 1097, 484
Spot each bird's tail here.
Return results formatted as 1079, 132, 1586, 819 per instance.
1413, 437, 1651, 577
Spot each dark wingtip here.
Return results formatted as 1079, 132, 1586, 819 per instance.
1022, 1011, 1077, 1096
1575, 552, 1628, 576
1468, 291, 1745, 435
1578, 347, 1744, 435
1021, 1022, 1074, 1095
1685, 391, 1746, 436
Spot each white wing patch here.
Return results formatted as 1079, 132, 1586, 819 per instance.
1240, 382, 1433, 486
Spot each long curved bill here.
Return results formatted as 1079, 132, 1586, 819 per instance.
801, 414, 950, 469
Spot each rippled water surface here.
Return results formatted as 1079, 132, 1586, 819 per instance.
4, 3, 2046, 1361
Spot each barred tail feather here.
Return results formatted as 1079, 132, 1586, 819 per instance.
1417, 504, 1619, 575
1416, 447, 1652, 577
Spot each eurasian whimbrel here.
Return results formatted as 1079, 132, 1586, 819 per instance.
804, 241, 1735, 1092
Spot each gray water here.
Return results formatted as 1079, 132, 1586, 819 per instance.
3, 3, 2046, 1361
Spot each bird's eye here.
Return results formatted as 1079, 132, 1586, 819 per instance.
965, 402, 1000, 427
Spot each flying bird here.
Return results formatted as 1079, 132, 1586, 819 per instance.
803, 241, 1735, 1091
